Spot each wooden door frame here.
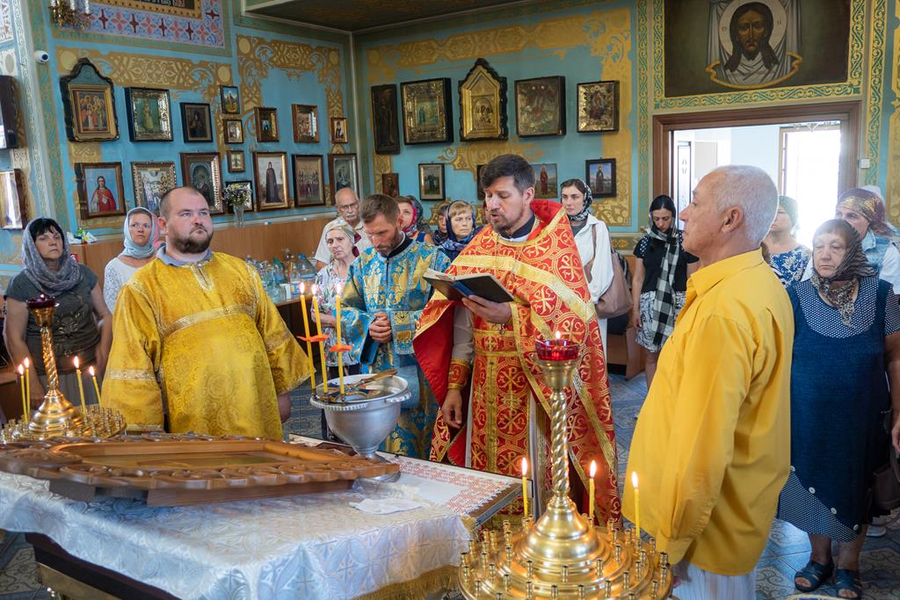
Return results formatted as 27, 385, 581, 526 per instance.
652, 101, 861, 202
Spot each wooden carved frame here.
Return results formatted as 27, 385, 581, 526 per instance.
60, 58, 119, 142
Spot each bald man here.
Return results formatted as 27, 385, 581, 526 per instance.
103, 186, 309, 438
625, 166, 793, 599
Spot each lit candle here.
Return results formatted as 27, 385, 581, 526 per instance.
534, 330, 579, 361
84, 0, 90, 15
589, 460, 597, 525
521, 456, 529, 519
70, 0, 75, 11
298, 283, 317, 393
23, 357, 30, 420
73, 356, 87, 415
311, 285, 328, 393
17, 364, 26, 424
334, 283, 345, 396
631, 471, 641, 544
88, 365, 101, 408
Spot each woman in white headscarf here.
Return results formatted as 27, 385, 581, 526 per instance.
103, 207, 157, 313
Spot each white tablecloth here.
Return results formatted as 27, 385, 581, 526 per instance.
0, 471, 470, 599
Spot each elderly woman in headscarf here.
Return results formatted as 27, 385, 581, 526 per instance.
3, 218, 112, 412
313, 221, 360, 439
764, 195, 810, 286
396, 196, 433, 245
803, 187, 900, 292
432, 201, 451, 246
103, 207, 157, 313
778, 219, 900, 600
439, 201, 481, 263
559, 178, 615, 349
314, 221, 359, 379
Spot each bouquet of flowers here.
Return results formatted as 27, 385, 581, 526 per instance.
223, 183, 251, 210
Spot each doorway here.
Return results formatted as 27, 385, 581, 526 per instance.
654, 102, 860, 244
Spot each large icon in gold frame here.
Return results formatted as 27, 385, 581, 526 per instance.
458, 58, 508, 142
400, 78, 452, 145
60, 58, 119, 142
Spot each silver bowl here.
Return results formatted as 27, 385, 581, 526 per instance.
308, 374, 410, 459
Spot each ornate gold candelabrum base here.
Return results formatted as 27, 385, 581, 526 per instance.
0, 296, 126, 442
457, 356, 674, 599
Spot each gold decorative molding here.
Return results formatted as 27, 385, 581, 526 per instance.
436, 141, 545, 177
365, 7, 636, 225
886, 0, 900, 223
585, 7, 632, 226
237, 35, 344, 122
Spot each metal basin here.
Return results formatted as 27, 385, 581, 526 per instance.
308, 375, 410, 459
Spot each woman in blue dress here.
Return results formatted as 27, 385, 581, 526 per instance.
764, 195, 810, 286
778, 219, 900, 599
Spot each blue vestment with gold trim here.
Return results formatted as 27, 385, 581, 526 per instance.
340, 238, 449, 458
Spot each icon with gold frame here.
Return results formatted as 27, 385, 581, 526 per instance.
577, 80, 619, 133
292, 104, 319, 143
254, 151, 291, 210
400, 78, 452, 145
227, 150, 245, 173
180, 152, 224, 214
76, 162, 126, 220
256, 107, 279, 143
515, 76, 565, 137
61, 58, 119, 142
131, 161, 175, 214
223, 118, 244, 144
458, 58, 508, 141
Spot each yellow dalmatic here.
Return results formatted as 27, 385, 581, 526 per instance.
103, 252, 308, 439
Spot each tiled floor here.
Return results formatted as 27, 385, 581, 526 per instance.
1, 374, 899, 599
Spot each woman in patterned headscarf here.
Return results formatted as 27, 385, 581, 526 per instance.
778, 219, 900, 599
764, 196, 810, 286
4, 218, 112, 413
834, 187, 900, 291
396, 196, 433, 245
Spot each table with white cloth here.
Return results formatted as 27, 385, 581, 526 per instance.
0, 437, 521, 600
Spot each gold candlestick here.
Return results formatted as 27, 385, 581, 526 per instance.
26, 295, 84, 436
457, 340, 674, 599
0, 295, 127, 442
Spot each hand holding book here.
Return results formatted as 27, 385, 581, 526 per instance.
424, 268, 514, 304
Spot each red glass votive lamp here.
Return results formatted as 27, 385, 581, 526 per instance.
26, 294, 56, 310
535, 336, 579, 361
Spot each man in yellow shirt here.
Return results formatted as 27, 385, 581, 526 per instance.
625, 165, 793, 599
103, 187, 308, 438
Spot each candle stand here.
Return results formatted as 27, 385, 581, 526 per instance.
0, 295, 125, 442
457, 341, 674, 599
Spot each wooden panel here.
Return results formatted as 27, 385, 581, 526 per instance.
73, 217, 332, 289
652, 101, 861, 204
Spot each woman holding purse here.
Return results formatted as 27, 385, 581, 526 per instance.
631, 195, 699, 387
560, 178, 616, 351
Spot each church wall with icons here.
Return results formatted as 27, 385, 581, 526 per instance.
0, 0, 355, 265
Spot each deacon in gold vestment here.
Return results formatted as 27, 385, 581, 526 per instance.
415, 155, 620, 522
103, 188, 308, 438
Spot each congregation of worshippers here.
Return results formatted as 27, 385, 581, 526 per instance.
5, 152, 898, 599
4, 2, 900, 599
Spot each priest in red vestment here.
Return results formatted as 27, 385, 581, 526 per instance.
414, 154, 620, 523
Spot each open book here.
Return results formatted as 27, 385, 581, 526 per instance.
424, 268, 514, 303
